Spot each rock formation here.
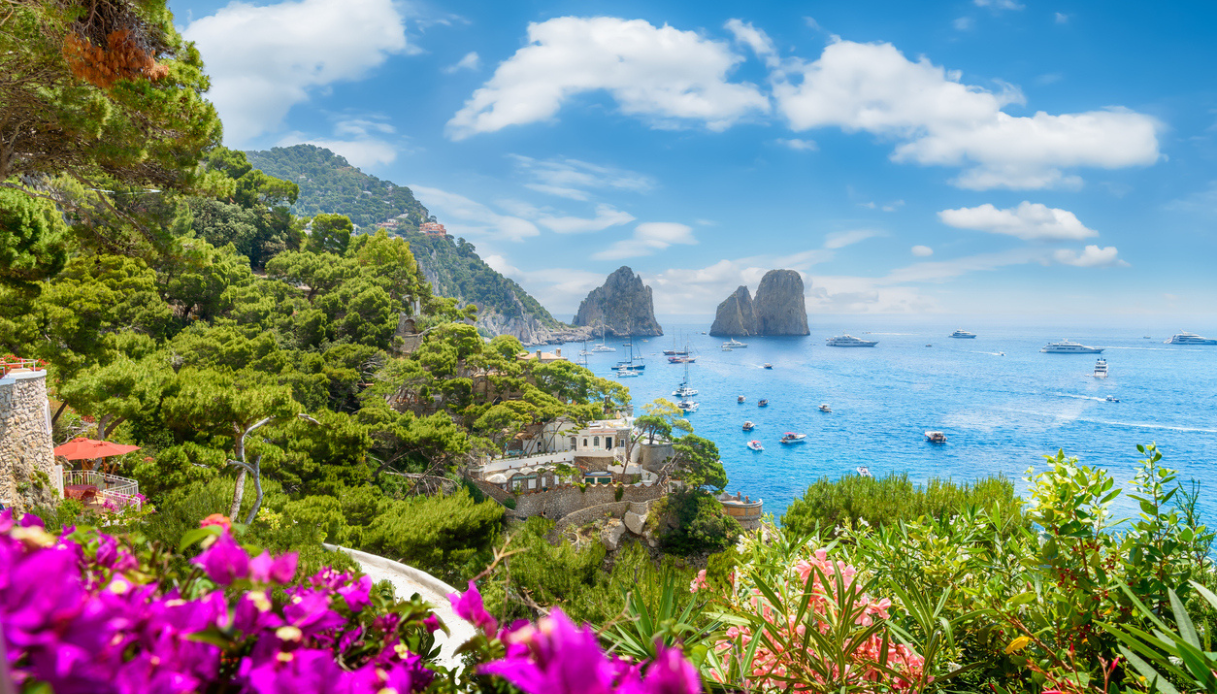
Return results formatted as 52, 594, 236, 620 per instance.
572, 266, 663, 337
709, 285, 757, 337
708, 270, 809, 336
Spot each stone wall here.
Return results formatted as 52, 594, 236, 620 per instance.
637, 442, 674, 473
0, 371, 58, 512
482, 481, 663, 521
552, 498, 660, 535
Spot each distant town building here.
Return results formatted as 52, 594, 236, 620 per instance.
517, 348, 568, 364
419, 222, 448, 237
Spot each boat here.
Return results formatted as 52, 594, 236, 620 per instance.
1144, 336, 1152, 340
924, 431, 948, 444
1165, 331, 1217, 345
672, 355, 698, 398
757, 399, 769, 408
737, 395, 745, 403
1105, 395, 1120, 403
747, 440, 764, 451
721, 343, 733, 351
763, 363, 773, 369
678, 398, 699, 413
728, 338, 748, 348
998, 352, 1005, 356
926, 344, 932, 348
663, 337, 690, 356
1094, 358, 1108, 378
742, 421, 755, 431
949, 329, 977, 339
826, 334, 879, 347
819, 404, 831, 413
779, 432, 807, 444
611, 340, 646, 370
668, 355, 696, 363
1041, 340, 1104, 354
593, 333, 615, 352
616, 367, 641, 378
856, 465, 871, 477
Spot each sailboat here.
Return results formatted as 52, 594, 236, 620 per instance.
592, 325, 615, 352
611, 339, 645, 372
662, 335, 689, 356
673, 351, 697, 398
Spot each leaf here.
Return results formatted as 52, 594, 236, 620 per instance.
178, 525, 223, 552
1004, 635, 1032, 654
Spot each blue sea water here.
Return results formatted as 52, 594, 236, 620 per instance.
573, 320, 1217, 523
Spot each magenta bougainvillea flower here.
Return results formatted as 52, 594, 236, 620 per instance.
192, 530, 251, 585
449, 580, 498, 636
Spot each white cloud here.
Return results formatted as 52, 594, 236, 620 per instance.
446, 17, 769, 139
725, 19, 779, 68
1035, 72, 1064, 85
953, 17, 974, 31
183, 0, 409, 146
283, 136, 398, 168
1053, 245, 1127, 267
537, 204, 636, 233
776, 138, 819, 151
511, 155, 654, 201
912, 245, 934, 257
443, 51, 481, 74
1166, 181, 1217, 215
593, 222, 696, 260
1055, 12, 1070, 23
824, 229, 880, 249
975, 0, 1025, 10
409, 185, 540, 241
772, 40, 1160, 189
938, 201, 1098, 241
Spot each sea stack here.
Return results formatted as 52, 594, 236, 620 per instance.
709, 270, 809, 336
573, 266, 663, 337
709, 286, 757, 337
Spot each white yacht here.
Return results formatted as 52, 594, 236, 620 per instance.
678, 398, 699, 413
949, 329, 977, 339
1094, 358, 1108, 379
1041, 340, 1104, 354
728, 338, 748, 348
1165, 331, 1217, 345
826, 334, 879, 347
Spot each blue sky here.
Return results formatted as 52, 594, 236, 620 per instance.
173, 0, 1217, 321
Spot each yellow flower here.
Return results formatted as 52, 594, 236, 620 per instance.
1004, 636, 1032, 654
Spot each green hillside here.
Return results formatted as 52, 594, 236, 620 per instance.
245, 145, 429, 229
245, 144, 562, 331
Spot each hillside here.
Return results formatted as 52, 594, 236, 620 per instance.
245, 145, 430, 229
245, 145, 578, 344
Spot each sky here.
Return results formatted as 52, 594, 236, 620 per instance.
172, 0, 1217, 322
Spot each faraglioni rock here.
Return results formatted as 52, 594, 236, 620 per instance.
709, 285, 757, 337
573, 266, 663, 337
709, 270, 809, 336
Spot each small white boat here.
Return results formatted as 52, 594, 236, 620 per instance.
1105, 395, 1120, 403
757, 399, 769, 407
742, 421, 755, 431
678, 398, 699, 412
924, 431, 948, 444
819, 404, 831, 413
747, 440, 764, 451
617, 369, 641, 378
579, 350, 592, 356
1094, 358, 1108, 379
856, 465, 872, 477
721, 343, 733, 351
779, 432, 807, 444
998, 352, 1005, 356
728, 338, 748, 348
763, 363, 773, 369
737, 395, 745, 403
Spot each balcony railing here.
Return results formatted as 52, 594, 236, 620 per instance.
1, 356, 44, 378
63, 470, 142, 511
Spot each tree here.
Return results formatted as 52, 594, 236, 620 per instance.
0, 188, 69, 288
57, 354, 175, 440
307, 214, 353, 255
671, 434, 728, 492
265, 250, 359, 302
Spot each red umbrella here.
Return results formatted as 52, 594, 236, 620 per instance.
53, 437, 141, 460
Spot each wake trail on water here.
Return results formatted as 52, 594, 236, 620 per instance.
1076, 418, 1217, 435
1052, 392, 1109, 402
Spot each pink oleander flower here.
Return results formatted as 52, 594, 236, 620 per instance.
689, 570, 709, 593
192, 531, 250, 585
449, 581, 498, 637
200, 513, 232, 531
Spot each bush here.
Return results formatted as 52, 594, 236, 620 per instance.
361, 487, 503, 582
650, 489, 740, 555
781, 471, 1021, 536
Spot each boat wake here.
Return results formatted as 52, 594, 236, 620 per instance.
1077, 418, 1217, 435
1052, 392, 1109, 402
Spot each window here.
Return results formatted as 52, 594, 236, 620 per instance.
528, 478, 536, 489
593, 436, 600, 447
606, 436, 613, 449
583, 438, 588, 447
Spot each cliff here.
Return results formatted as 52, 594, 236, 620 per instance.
753, 269, 810, 336
572, 267, 663, 337
709, 285, 756, 337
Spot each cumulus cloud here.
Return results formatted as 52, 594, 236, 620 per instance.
183, 0, 409, 146
443, 51, 481, 74
1053, 245, 1127, 267
537, 204, 636, 233
725, 19, 780, 67
772, 40, 1160, 189
776, 138, 818, 151
446, 17, 769, 139
938, 201, 1098, 241
593, 222, 696, 260
278, 117, 400, 168
409, 185, 539, 241
912, 245, 934, 257
511, 155, 654, 201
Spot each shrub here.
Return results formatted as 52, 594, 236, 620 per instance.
361, 487, 503, 582
651, 489, 740, 555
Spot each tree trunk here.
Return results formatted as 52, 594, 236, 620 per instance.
228, 426, 246, 519
243, 455, 264, 525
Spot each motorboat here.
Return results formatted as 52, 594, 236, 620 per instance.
673, 383, 697, 398
742, 421, 755, 431
1041, 340, 1104, 354
721, 343, 733, 351
747, 440, 764, 451
856, 465, 871, 477
737, 395, 745, 403
757, 399, 769, 408
779, 432, 807, 444
668, 355, 696, 363
924, 431, 948, 444
826, 334, 879, 347
763, 363, 773, 369
727, 338, 748, 348
949, 329, 977, 339
678, 399, 699, 413
1105, 396, 1120, 403
819, 404, 831, 413
616, 368, 641, 378
926, 344, 932, 348
998, 352, 1005, 356
1165, 331, 1217, 345
1094, 358, 1108, 378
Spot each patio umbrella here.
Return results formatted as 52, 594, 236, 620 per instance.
53, 437, 141, 460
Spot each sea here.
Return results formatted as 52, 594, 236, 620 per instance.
569, 319, 1217, 524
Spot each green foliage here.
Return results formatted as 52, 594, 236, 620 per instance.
308, 213, 353, 255
362, 488, 503, 583
671, 434, 728, 492
781, 471, 1022, 536
0, 187, 70, 287
650, 489, 740, 555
